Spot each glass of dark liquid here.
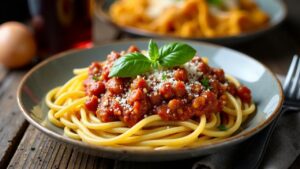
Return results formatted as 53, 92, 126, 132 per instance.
28, 0, 92, 58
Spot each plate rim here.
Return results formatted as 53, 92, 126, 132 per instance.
94, 0, 287, 42
17, 39, 284, 158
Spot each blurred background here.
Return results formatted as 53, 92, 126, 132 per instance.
0, 1, 30, 24
0, 0, 299, 70
0, 0, 96, 69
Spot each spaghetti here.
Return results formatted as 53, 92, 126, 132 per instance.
46, 45, 255, 150
109, 0, 269, 38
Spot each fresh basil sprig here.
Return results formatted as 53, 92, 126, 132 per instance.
109, 40, 196, 78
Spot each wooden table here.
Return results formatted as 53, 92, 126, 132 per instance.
1, 0, 300, 168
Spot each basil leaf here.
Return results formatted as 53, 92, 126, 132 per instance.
158, 42, 196, 67
109, 53, 152, 78
207, 0, 222, 6
148, 39, 159, 61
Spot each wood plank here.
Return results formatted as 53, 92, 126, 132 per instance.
0, 71, 28, 168
0, 65, 8, 83
7, 125, 114, 169
7, 125, 197, 169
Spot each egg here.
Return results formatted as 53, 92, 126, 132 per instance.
0, 21, 37, 69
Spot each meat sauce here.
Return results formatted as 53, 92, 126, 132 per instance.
84, 46, 252, 126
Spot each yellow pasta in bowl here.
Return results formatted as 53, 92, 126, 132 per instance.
95, 0, 286, 43
108, 0, 269, 38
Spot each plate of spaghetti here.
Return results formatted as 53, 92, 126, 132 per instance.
17, 39, 283, 161
96, 0, 286, 44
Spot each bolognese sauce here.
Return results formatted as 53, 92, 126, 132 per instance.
84, 46, 252, 126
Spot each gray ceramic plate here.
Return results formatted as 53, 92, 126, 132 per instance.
95, 0, 287, 45
17, 39, 283, 161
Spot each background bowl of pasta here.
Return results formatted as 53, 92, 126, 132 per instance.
95, 0, 286, 44
17, 39, 283, 161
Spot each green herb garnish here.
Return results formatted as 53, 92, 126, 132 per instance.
201, 77, 211, 90
162, 72, 167, 81
92, 76, 99, 81
207, 0, 222, 6
109, 40, 196, 78
218, 124, 227, 131
148, 39, 159, 61
108, 53, 152, 78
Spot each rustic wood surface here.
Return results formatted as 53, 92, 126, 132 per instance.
1, 0, 300, 168
0, 71, 28, 168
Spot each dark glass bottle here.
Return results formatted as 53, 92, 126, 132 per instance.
28, 0, 92, 58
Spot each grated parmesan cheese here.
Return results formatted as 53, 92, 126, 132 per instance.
110, 59, 207, 110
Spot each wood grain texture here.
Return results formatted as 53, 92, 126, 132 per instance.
7, 125, 200, 169
0, 71, 28, 168
0, 65, 8, 83
7, 125, 114, 169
